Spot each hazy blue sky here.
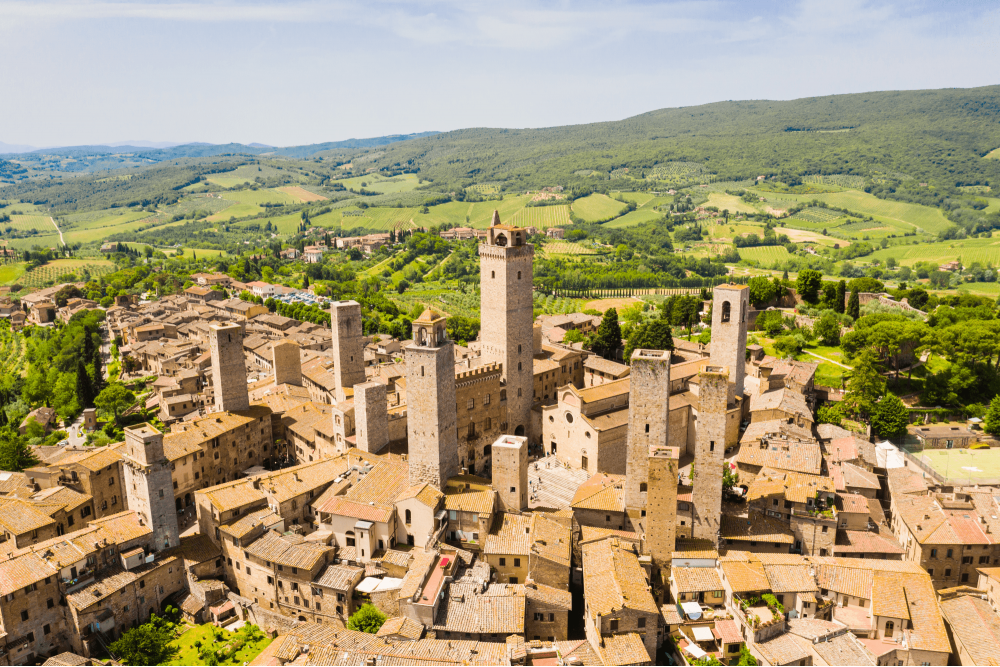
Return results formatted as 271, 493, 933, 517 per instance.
0, 0, 997, 147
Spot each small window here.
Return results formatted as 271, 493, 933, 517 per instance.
638, 617, 646, 628
499, 558, 506, 566
639, 483, 647, 493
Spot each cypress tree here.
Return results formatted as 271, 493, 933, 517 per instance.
835, 280, 847, 314
847, 289, 860, 320
76, 359, 94, 409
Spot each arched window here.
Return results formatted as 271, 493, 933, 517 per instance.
721, 301, 731, 323
884, 621, 894, 638
405, 509, 412, 524
491, 270, 495, 278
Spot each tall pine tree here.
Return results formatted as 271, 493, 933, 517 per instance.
847, 289, 860, 320
76, 359, 94, 409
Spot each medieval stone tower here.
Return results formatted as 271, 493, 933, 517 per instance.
354, 381, 389, 454
331, 300, 366, 403
624, 349, 671, 531
692, 365, 729, 544
709, 284, 749, 399
272, 339, 302, 387
479, 211, 534, 440
406, 309, 459, 489
210, 323, 249, 412
122, 424, 180, 551
647, 444, 679, 578
492, 434, 528, 512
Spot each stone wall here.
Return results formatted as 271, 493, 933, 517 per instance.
692, 368, 727, 544
406, 343, 459, 489
330, 300, 366, 402
624, 350, 671, 514
210, 323, 250, 412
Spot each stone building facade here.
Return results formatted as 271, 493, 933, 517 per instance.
121, 424, 181, 551
209, 323, 250, 412
479, 212, 535, 441
624, 349, 671, 529
493, 435, 528, 512
454, 363, 507, 475
692, 366, 728, 544
272, 339, 302, 387
354, 381, 388, 453
710, 284, 750, 400
406, 310, 459, 489
647, 445, 680, 576
330, 300, 366, 403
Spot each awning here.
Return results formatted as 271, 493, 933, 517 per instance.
693, 626, 714, 642
374, 577, 403, 591
355, 577, 382, 594
681, 601, 703, 619
682, 640, 708, 659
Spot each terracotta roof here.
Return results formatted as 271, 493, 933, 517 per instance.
395, 483, 443, 509
376, 615, 424, 640
714, 618, 743, 645
571, 473, 625, 512
315, 563, 364, 590
747, 467, 834, 504
886, 467, 930, 497
720, 559, 770, 593
525, 582, 572, 609
834, 530, 905, 555
762, 564, 818, 593
246, 531, 333, 570
756, 632, 811, 666
597, 632, 650, 666
0, 498, 56, 534
582, 538, 657, 618
443, 488, 496, 516
736, 438, 822, 475
432, 582, 525, 635
0, 551, 57, 595
720, 510, 795, 544
837, 493, 871, 514
672, 566, 724, 593
483, 513, 531, 556
572, 377, 630, 403
939, 593, 1000, 665
840, 461, 880, 490
162, 533, 221, 566
750, 388, 812, 421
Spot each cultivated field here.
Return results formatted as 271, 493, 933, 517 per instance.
507, 205, 572, 229
738, 246, 791, 264
541, 241, 600, 257
704, 192, 759, 215
0, 263, 27, 284
584, 297, 641, 312
334, 173, 420, 194
18, 259, 114, 288
279, 186, 327, 202
6, 214, 54, 233
571, 194, 628, 223
985, 148, 1000, 160
754, 188, 951, 234
869, 238, 1000, 267
775, 227, 849, 247
604, 208, 663, 229
204, 164, 290, 188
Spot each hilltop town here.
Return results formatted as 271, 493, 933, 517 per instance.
1, 209, 997, 667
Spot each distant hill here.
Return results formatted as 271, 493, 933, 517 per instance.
358, 86, 1000, 190
0, 132, 441, 163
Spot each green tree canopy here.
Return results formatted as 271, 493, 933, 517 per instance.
591, 307, 623, 359
813, 312, 842, 346
842, 350, 887, 421
871, 393, 910, 438
796, 269, 822, 304
985, 396, 1000, 436
847, 289, 860, 320
747, 275, 780, 307
624, 319, 674, 360
94, 383, 136, 424
347, 603, 387, 634
108, 616, 179, 666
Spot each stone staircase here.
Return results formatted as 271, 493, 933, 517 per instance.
528, 455, 591, 509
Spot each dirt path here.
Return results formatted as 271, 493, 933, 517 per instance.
423, 250, 455, 279
50, 217, 65, 246
804, 349, 852, 369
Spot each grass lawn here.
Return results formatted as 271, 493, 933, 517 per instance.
164, 623, 271, 666
0, 263, 27, 285
571, 193, 628, 223
918, 448, 1000, 483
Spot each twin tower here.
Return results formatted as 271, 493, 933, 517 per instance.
624, 283, 749, 571
407, 212, 535, 489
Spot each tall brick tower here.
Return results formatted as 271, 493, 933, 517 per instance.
624, 349, 671, 532
210, 323, 250, 412
354, 381, 388, 454
406, 309, 459, 489
692, 365, 728, 544
647, 444, 679, 579
331, 300, 366, 403
709, 284, 749, 399
492, 434, 528, 512
479, 211, 534, 440
122, 424, 180, 551
272, 339, 302, 387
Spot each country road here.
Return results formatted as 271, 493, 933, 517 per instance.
50, 216, 65, 245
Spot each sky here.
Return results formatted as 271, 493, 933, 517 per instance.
0, 0, 998, 148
